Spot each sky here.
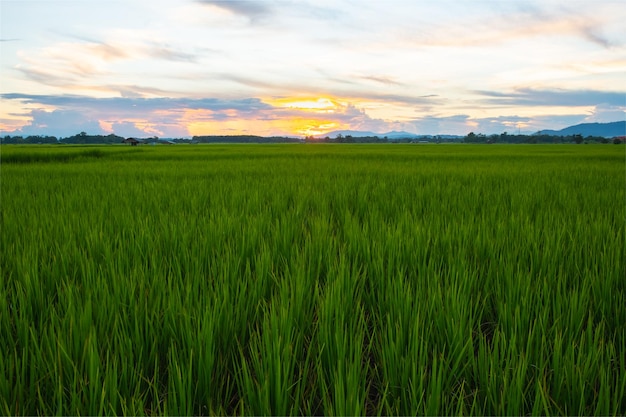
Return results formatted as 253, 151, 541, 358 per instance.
1, 0, 625, 138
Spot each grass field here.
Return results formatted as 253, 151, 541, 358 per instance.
1, 144, 625, 415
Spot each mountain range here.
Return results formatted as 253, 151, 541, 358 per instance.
317, 130, 444, 139
317, 121, 625, 139
537, 121, 625, 137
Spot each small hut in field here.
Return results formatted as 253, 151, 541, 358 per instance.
122, 138, 141, 146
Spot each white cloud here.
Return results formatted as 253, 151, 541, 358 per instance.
12, 109, 105, 137
584, 104, 626, 124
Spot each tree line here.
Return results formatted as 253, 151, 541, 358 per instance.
2, 131, 624, 145
1, 132, 126, 145
463, 132, 621, 144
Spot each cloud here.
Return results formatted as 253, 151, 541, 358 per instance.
15, 66, 72, 86
528, 114, 589, 130
108, 120, 186, 138
407, 114, 471, 136
1, 94, 272, 113
357, 75, 403, 86
584, 104, 626, 124
580, 27, 614, 49
400, 113, 595, 136
352, 92, 444, 108
147, 44, 198, 62
12, 109, 106, 137
115, 85, 177, 98
64, 33, 203, 63
14, 41, 118, 87
83, 40, 128, 61
475, 88, 626, 108
197, 0, 273, 21
395, 111, 617, 136
1, 92, 410, 137
0, 93, 276, 137
12, 35, 203, 94
3, 92, 622, 139
109, 121, 150, 138
218, 74, 282, 90
398, 3, 622, 49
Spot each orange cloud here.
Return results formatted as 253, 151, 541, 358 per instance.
269, 117, 345, 137
186, 115, 345, 137
181, 100, 353, 136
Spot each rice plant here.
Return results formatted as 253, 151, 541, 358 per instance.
1, 144, 624, 415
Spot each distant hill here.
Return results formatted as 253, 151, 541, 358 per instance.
321, 122, 625, 139
319, 130, 421, 139
318, 130, 380, 138
537, 121, 625, 138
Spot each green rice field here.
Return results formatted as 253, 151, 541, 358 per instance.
1, 144, 625, 415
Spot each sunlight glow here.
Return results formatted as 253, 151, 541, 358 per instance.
267, 97, 340, 113
277, 118, 343, 137
185, 108, 345, 137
